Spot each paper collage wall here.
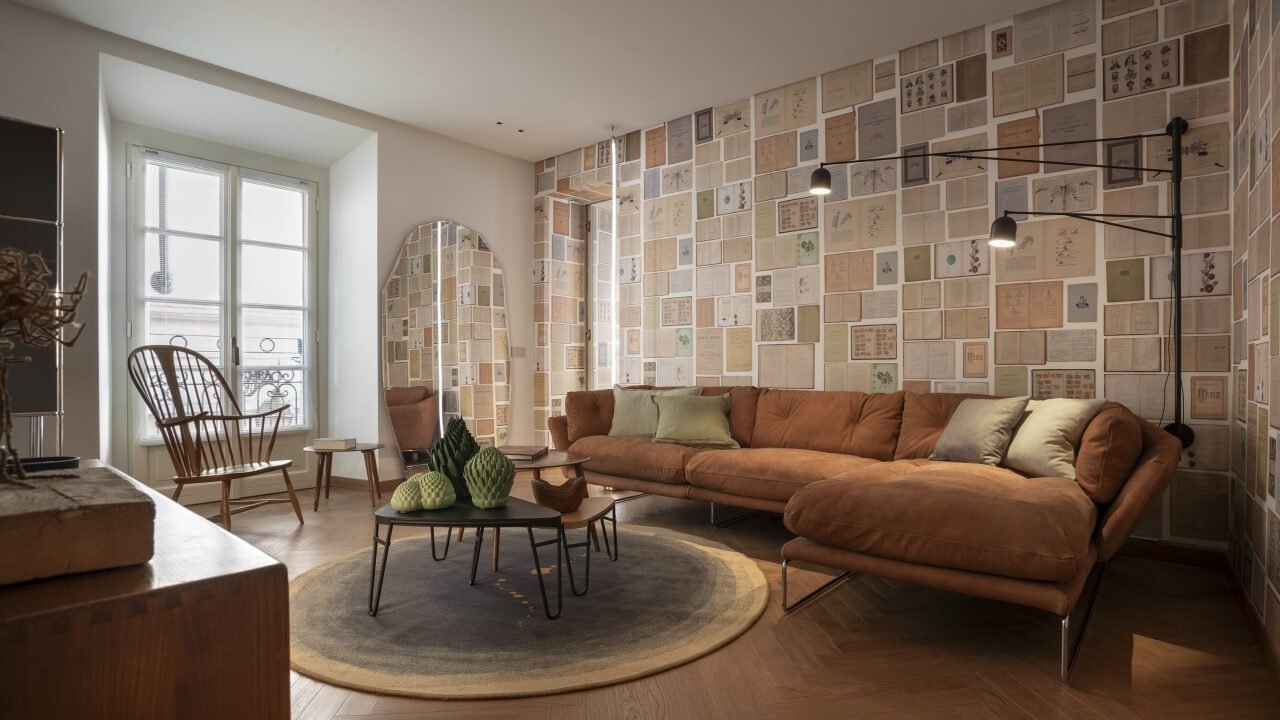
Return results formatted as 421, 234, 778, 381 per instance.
382, 220, 511, 447
532, 0, 1277, 636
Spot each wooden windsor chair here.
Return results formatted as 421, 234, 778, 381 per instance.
127, 345, 304, 530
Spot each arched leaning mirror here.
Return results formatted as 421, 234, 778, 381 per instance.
382, 220, 510, 467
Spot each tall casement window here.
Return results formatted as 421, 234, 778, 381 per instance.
130, 147, 316, 436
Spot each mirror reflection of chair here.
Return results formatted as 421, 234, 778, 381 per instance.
385, 386, 440, 466
127, 345, 304, 530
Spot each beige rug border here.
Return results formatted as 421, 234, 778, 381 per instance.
289, 523, 770, 700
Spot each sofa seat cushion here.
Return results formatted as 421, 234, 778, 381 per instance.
685, 448, 877, 503
568, 435, 706, 485
784, 464, 1097, 583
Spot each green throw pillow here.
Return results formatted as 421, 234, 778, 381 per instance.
651, 393, 740, 449
1003, 398, 1106, 480
929, 396, 1030, 465
608, 385, 702, 437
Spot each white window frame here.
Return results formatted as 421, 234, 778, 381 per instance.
127, 145, 318, 443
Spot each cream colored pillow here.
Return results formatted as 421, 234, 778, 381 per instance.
1003, 398, 1107, 480
608, 385, 701, 437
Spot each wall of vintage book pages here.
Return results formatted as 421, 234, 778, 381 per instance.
532, 1, 1262, 568
382, 220, 511, 447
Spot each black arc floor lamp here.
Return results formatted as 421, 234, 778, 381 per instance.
811, 117, 1195, 448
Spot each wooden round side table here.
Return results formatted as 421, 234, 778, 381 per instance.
466, 450, 597, 571
304, 443, 385, 509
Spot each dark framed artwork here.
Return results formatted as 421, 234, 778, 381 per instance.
902, 142, 930, 187
694, 108, 714, 144
1103, 137, 1143, 189
991, 26, 1012, 59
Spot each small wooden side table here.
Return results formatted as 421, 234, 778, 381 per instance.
461, 450, 592, 571
304, 443, 385, 509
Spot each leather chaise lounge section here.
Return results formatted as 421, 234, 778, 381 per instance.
547, 387, 1181, 623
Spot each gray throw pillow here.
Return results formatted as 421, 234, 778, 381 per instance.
608, 385, 701, 437
930, 396, 1030, 465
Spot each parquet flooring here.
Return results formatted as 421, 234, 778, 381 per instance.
212, 474, 1280, 719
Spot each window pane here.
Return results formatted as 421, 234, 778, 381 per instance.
145, 163, 222, 236
144, 301, 222, 366
241, 244, 305, 306
241, 180, 305, 246
241, 368, 306, 429
241, 307, 305, 367
145, 232, 222, 301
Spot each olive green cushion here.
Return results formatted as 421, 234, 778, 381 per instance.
608, 385, 702, 437
652, 393, 740, 449
929, 396, 1030, 465
1003, 398, 1106, 480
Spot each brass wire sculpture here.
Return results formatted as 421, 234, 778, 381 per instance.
0, 248, 87, 483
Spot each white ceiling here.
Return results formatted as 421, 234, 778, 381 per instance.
100, 55, 373, 166
24, 0, 1056, 163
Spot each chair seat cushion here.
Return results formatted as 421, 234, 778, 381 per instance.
685, 448, 877, 504
568, 435, 706, 485
784, 463, 1097, 583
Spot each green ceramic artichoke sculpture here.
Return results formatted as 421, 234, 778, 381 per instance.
390, 477, 424, 512
414, 470, 455, 510
463, 446, 516, 509
427, 417, 479, 501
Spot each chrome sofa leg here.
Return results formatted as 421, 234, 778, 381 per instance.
1060, 562, 1107, 683
781, 559, 853, 613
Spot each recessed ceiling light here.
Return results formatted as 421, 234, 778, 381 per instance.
496, 121, 504, 125
518, 129, 524, 133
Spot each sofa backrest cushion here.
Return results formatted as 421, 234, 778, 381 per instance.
752, 390, 904, 460
894, 392, 990, 460
1073, 402, 1145, 503
565, 389, 614, 444
699, 386, 761, 448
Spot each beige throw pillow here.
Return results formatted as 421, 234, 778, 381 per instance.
1003, 398, 1106, 480
929, 396, 1030, 466
652, 393, 740, 448
608, 385, 701, 437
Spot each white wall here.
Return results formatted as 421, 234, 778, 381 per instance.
329, 135, 379, 477
0, 0, 533, 476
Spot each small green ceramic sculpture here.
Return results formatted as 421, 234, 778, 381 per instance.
414, 471, 456, 510
428, 417, 480, 501
390, 477, 425, 512
463, 446, 516, 509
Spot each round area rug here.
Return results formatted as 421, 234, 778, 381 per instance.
289, 523, 768, 699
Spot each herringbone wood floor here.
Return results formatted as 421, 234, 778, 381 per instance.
211, 474, 1280, 720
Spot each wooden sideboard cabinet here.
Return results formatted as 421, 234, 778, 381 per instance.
0, 465, 289, 719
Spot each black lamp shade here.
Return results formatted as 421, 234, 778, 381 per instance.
988, 215, 1018, 248
809, 166, 832, 195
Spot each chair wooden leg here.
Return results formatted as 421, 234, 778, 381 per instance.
281, 467, 304, 525
220, 480, 232, 530
171, 483, 183, 502
589, 523, 601, 552
457, 527, 466, 542
312, 452, 327, 511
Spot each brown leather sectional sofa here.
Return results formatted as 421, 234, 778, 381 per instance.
548, 386, 1181, 680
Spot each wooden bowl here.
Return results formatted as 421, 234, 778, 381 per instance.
531, 476, 587, 512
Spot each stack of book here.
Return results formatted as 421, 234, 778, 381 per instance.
313, 437, 356, 451
500, 445, 548, 461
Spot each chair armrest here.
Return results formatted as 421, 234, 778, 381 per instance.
1095, 417, 1181, 561
548, 415, 570, 450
